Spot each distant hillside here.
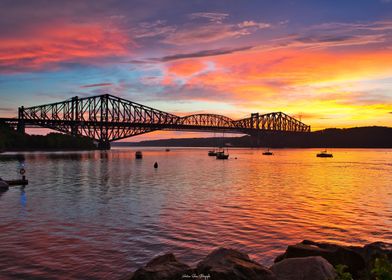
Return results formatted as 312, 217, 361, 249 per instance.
114, 126, 392, 148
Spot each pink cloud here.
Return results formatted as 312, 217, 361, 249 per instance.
0, 22, 133, 73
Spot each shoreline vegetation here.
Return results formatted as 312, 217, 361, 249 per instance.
1, 123, 392, 152
0, 123, 96, 152
117, 126, 392, 149
128, 240, 392, 280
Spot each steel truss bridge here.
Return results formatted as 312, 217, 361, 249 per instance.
1, 94, 310, 149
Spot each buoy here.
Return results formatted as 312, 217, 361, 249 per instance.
154, 162, 158, 168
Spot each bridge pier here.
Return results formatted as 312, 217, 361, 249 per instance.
17, 106, 25, 134
98, 140, 111, 150
17, 121, 25, 134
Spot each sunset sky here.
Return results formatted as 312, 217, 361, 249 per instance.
0, 0, 392, 140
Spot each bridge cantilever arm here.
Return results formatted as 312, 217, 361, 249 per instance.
9, 94, 311, 144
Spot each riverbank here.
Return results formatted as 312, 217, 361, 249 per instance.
0, 123, 96, 152
2, 147, 97, 152
129, 240, 392, 280
116, 126, 392, 148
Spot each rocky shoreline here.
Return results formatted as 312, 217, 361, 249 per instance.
128, 240, 392, 280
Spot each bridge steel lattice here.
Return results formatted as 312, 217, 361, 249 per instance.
7, 94, 310, 149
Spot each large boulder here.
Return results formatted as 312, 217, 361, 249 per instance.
271, 256, 337, 280
274, 240, 365, 276
196, 247, 276, 280
131, 253, 191, 280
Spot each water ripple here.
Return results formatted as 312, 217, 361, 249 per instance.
0, 148, 391, 279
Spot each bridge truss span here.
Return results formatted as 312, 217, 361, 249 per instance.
178, 114, 236, 128
234, 112, 310, 132
8, 94, 311, 149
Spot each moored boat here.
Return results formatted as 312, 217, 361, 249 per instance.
208, 150, 217, 156
262, 148, 273, 155
216, 151, 229, 159
135, 151, 143, 159
216, 146, 229, 159
317, 150, 333, 158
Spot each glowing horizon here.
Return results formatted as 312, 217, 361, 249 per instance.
1, 0, 392, 141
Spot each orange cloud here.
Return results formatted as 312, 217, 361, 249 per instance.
209, 48, 392, 85
160, 47, 392, 129
166, 60, 206, 76
0, 22, 132, 73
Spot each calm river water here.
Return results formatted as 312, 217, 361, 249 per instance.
0, 148, 391, 279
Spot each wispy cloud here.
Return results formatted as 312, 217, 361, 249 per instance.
306, 20, 392, 32
238, 20, 271, 29
132, 15, 272, 46
132, 20, 177, 39
188, 12, 229, 23
162, 23, 247, 45
140, 46, 253, 63
81, 83, 113, 88
0, 107, 14, 112
290, 34, 385, 48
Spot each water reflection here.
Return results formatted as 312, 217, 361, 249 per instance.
0, 154, 26, 162
0, 148, 391, 279
20, 188, 27, 208
0, 189, 7, 198
0, 151, 115, 161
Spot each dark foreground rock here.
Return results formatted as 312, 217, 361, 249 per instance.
274, 240, 365, 276
271, 256, 336, 280
197, 248, 276, 280
359, 241, 392, 278
363, 242, 392, 264
129, 241, 392, 280
131, 253, 191, 280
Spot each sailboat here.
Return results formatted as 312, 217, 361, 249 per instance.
216, 147, 229, 159
316, 130, 333, 158
216, 133, 229, 159
208, 131, 218, 156
262, 148, 273, 156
